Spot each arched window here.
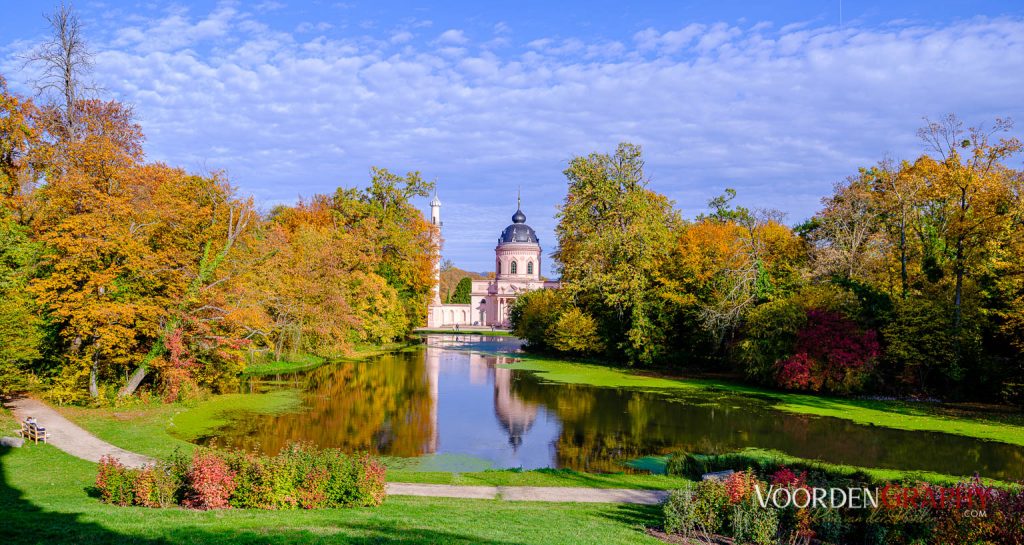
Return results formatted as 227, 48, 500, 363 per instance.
510, 261, 518, 274
527, 261, 533, 275
497, 261, 501, 274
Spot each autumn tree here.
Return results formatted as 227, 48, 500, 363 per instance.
332, 167, 436, 328
804, 174, 887, 285
672, 189, 804, 349
23, 2, 95, 141
554, 142, 681, 365
916, 115, 1022, 328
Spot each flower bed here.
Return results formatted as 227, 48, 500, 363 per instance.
661, 466, 1024, 545
95, 443, 386, 510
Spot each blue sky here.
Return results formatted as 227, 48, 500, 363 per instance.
3, 1, 1023, 275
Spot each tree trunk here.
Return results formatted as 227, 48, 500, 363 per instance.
954, 240, 964, 330
899, 216, 909, 298
118, 366, 148, 397
88, 362, 99, 398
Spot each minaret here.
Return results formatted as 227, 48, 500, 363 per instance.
430, 192, 442, 304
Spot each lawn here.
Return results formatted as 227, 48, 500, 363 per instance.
414, 329, 517, 337
56, 391, 304, 459
500, 354, 1024, 447
0, 442, 661, 545
243, 342, 419, 376
385, 468, 684, 490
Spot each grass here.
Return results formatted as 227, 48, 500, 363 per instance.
56, 390, 304, 459
500, 354, 1024, 447
243, 342, 419, 376
414, 329, 517, 337
386, 468, 685, 490
0, 443, 662, 545
659, 448, 1017, 488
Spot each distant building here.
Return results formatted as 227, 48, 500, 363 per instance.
427, 194, 559, 328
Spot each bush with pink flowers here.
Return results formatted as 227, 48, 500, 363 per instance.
95, 443, 386, 510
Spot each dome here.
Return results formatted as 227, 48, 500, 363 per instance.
429, 194, 441, 207
499, 208, 539, 244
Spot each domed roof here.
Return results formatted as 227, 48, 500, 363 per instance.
499, 207, 539, 244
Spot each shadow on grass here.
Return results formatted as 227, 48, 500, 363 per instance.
0, 445, 524, 545
0, 445, 169, 544
598, 502, 662, 528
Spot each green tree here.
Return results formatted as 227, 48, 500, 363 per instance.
448, 277, 471, 304
554, 142, 680, 365
0, 218, 44, 393
509, 289, 564, 351
549, 307, 604, 355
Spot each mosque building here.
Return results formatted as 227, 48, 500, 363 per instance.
426, 193, 560, 328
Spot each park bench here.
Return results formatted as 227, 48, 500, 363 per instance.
19, 421, 50, 444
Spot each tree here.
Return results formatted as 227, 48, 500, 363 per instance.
805, 174, 887, 284
509, 289, 564, 351
917, 115, 1021, 328
870, 158, 926, 298
554, 142, 680, 365
0, 217, 44, 394
332, 167, 436, 328
674, 189, 803, 349
0, 76, 41, 225
448, 277, 471, 304
549, 307, 604, 355
23, 2, 95, 140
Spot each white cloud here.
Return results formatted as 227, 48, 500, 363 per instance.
296, 21, 333, 33
435, 29, 468, 45
4, 9, 1023, 274
390, 31, 414, 44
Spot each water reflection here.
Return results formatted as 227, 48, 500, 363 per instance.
200, 335, 1024, 480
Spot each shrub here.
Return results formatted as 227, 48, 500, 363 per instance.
184, 450, 236, 510
229, 453, 275, 509
95, 455, 135, 507
96, 444, 385, 510
355, 453, 387, 507
665, 452, 709, 480
775, 309, 880, 394
730, 499, 779, 545
691, 480, 728, 534
548, 307, 604, 355
723, 470, 759, 504
663, 487, 699, 537
509, 289, 564, 351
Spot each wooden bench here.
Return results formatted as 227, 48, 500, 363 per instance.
19, 422, 50, 444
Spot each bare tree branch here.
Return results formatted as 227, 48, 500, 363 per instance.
21, 2, 97, 139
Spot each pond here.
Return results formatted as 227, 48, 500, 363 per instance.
198, 334, 1024, 480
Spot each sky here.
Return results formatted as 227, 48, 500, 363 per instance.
2, 1, 1023, 275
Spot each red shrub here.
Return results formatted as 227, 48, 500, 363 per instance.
775, 310, 880, 393
776, 353, 813, 390
96, 455, 134, 506
184, 450, 236, 510
132, 466, 157, 508
297, 466, 329, 509
356, 454, 387, 507
770, 467, 807, 488
723, 471, 757, 504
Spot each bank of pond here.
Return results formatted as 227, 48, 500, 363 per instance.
178, 335, 1021, 483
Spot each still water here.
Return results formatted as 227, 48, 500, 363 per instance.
199, 335, 1024, 479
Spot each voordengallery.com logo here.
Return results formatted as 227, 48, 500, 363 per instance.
754, 483, 993, 511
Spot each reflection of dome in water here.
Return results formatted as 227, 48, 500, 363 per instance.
493, 367, 538, 451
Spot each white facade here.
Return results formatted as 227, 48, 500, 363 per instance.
427, 197, 559, 328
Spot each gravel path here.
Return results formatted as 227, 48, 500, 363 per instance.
4, 396, 156, 468
5, 396, 669, 504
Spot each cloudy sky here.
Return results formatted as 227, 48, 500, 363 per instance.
2, 1, 1023, 275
